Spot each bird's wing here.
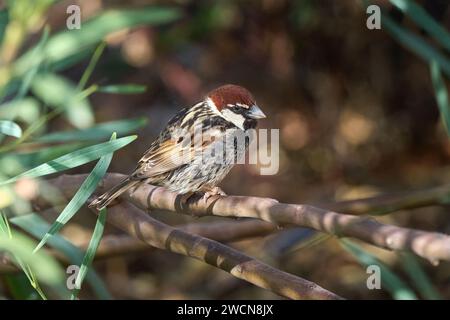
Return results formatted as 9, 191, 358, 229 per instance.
131, 126, 223, 180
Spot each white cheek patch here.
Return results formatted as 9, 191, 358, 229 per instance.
206, 97, 222, 116
221, 108, 246, 130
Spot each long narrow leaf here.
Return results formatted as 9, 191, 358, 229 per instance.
0, 224, 64, 286
0, 98, 40, 124
11, 213, 112, 299
98, 84, 147, 94
400, 253, 442, 300
389, 0, 450, 52
381, 13, 450, 78
430, 60, 450, 137
0, 120, 22, 138
31, 73, 94, 129
71, 208, 107, 299
14, 26, 50, 100
1, 143, 85, 175
36, 118, 147, 143
341, 239, 417, 300
0, 8, 8, 44
0, 213, 12, 239
14, 7, 181, 76
77, 42, 106, 91
34, 133, 117, 252
0, 134, 136, 185
0, 213, 54, 299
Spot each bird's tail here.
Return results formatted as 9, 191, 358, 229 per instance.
89, 178, 139, 210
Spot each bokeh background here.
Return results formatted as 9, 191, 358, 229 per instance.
0, 0, 450, 299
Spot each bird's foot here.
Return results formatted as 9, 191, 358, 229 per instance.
180, 187, 226, 206
201, 186, 226, 203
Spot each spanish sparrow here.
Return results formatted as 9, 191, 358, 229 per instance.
89, 84, 266, 210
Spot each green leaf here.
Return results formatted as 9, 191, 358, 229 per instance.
0, 120, 22, 138
0, 225, 64, 287
36, 117, 147, 143
11, 213, 112, 299
400, 253, 442, 300
341, 239, 417, 300
98, 84, 147, 94
14, 7, 181, 75
34, 133, 116, 252
77, 42, 106, 91
0, 134, 136, 185
0, 213, 58, 300
31, 73, 94, 129
5, 274, 41, 300
0, 98, 41, 124
50, 48, 94, 73
430, 60, 450, 137
389, 0, 450, 53
71, 208, 107, 299
0, 108, 62, 154
0, 8, 9, 44
14, 26, 50, 100
381, 13, 450, 78
1, 143, 85, 174
0, 212, 12, 238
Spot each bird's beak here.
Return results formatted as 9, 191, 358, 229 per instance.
247, 105, 266, 119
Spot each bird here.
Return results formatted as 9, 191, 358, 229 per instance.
89, 84, 266, 210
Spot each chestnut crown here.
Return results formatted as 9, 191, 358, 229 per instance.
206, 84, 256, 111
205, 84, 266, 130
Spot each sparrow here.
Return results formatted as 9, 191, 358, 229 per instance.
89, 84, 266, 210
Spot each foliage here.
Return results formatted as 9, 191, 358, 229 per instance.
0, 1, 179, 299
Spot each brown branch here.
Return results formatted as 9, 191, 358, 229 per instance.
46, 174, 450, 216
45, 173, 450, 264
180, 219, 276, 241
78, 219, 276, 259
36, 206, 275, 259
98, 201, 342, 300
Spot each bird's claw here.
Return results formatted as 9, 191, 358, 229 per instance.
202, 187, 226, 203
181, 187, 226, 206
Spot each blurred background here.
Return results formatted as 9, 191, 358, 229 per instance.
0, 0, 450, 299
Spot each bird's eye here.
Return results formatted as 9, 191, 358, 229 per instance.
226, 104, 248, 114
232, 106, 242, 113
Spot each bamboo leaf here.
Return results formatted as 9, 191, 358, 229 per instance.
98, 84, 147, 94
11, 213, 112, 299
34, 133, 117, 252
0, 98, 41, 124
381, 13, 450, 78
36, 117, 147, 143
0, 215, 64, 287
14, 7, 181, 75
77, 42, 106, 91
0, 120, 22, 138
31, 73, 94, 129
341, 239, 417, 300
430, 60, 450, 137
389, 0, 450, 52
0, 134, 136, 185
71, 208, 107, 299
14, 26, 50, 100
400, 253, 442, 300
